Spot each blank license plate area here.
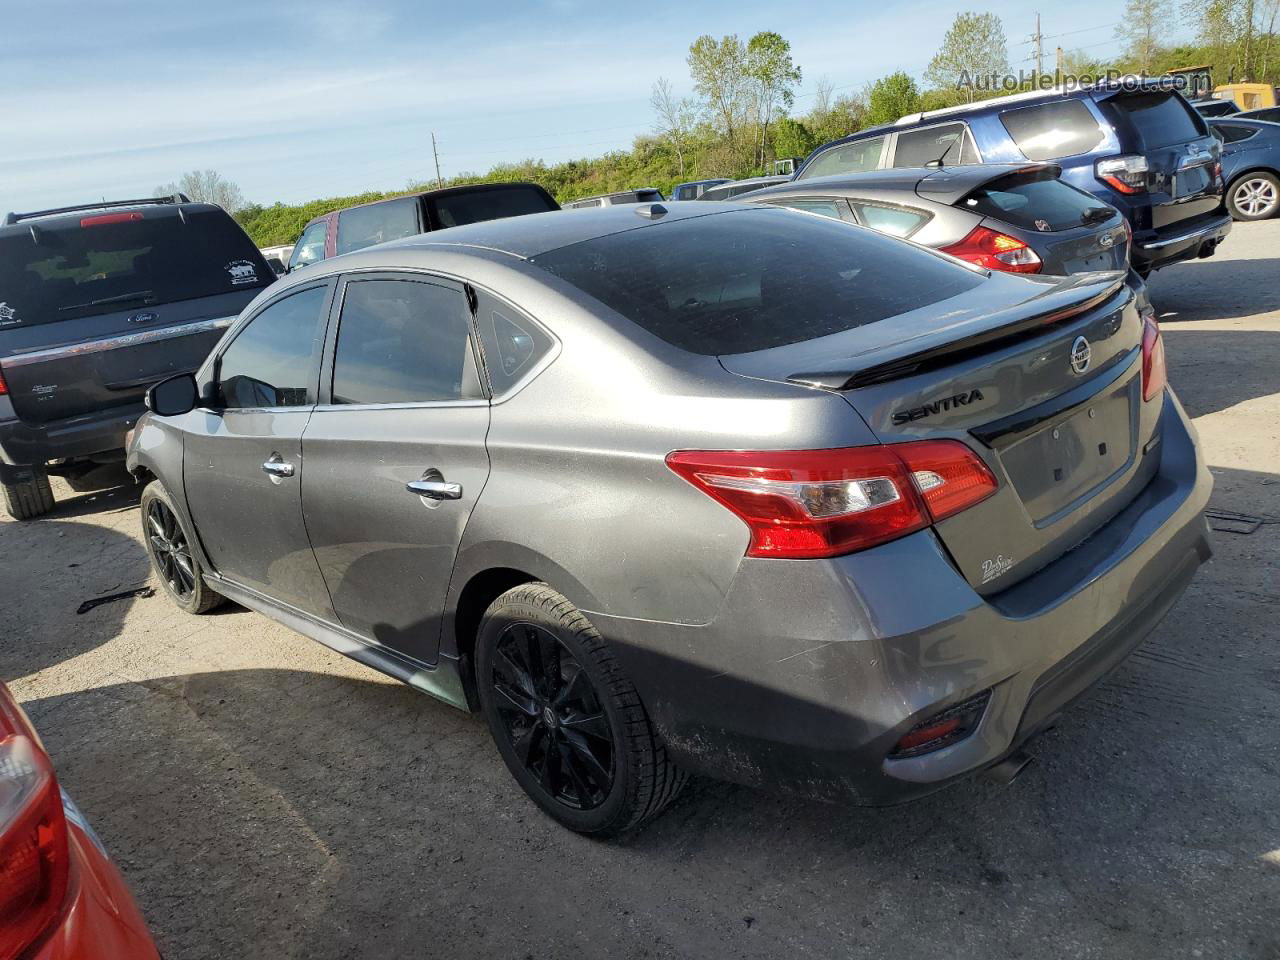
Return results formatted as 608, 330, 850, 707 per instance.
999, 390, 1133, 525
1174, 164, 1211, 199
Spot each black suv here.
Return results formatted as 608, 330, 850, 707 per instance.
0, 195, 274, 519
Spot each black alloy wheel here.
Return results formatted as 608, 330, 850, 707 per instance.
147, 497, 196, 599
489, 621, 614, 810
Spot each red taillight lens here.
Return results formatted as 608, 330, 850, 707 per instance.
79, 212, 142, 228
0, 364, 8, 397
0, 690, 69, 960
890, 690, 992, 758
939, 226, 1042, 274
1095, 154, 1149, 195
666, 440, 998, 559
1141, 312, 1167, 402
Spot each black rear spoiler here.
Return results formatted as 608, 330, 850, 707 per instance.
787, 276, 1129, 391
4, 194, 191, 226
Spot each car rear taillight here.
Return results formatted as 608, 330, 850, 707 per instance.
0, 364, 7, 397
1141, 311, 1167, 402
666, 440, 998, 560
0, 689, 69, 960
1095, 155, 1150, 195
79, 212, 142, 228
939, 227, 1042, 274
1122, 217, 1133, 255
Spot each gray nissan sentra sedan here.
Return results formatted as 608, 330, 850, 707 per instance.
127, 202, 1213, 835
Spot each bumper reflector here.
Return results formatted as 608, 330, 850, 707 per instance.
890, 689, 992, 759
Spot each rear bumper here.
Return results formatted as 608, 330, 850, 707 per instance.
30, 792, 161, 960
1133, 211, 1232, 271
591, 389, 1213, 803
0, 402, 142, 479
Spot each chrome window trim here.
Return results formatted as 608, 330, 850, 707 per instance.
2, 316, 236, 368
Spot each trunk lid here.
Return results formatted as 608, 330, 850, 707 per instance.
719, 270, 1164, 593
0, 204, 271, 423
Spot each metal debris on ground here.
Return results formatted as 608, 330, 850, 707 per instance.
1205, 509, 1279, 536
76, 586, 155, 615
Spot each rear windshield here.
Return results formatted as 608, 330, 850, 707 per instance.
1000, 99, 1106, 160
961, 170, 1117, 231
427, 186, 557, 229
1110, 92, 1202, 148
0, 207, 270, 327
532, 209, 983, 356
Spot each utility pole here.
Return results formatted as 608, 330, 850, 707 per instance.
1056, 46, 1064, 86
431, 132, 443, 188
1032, 13, 1043, 79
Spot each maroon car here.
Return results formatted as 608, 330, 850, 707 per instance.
287, 182, 559, 271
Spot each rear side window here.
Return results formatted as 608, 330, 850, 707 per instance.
290, 220, 328, 270
428, 186, 557, 228
1000, 100, 1106, 161
218, 285, 329, 409
961, 171, 1116, 231
892, 123, 976, 167
336, 197, 420, 255
473, 290, 555, 394
797, 136, 885, 179
1109, 92, 1202, 149
0, 208, 271, 327
331, 278, 474, 404
1212, 122, 1258, 143
849, 201, 929, 237
533, 208, 982, 356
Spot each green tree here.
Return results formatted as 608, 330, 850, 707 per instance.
651, 77, 697, 176
865, 72, 921, 126
1117, 0, 1162, 72
746, 31, 803, 167
925, 12, 1009, 102
772, 117, 816, 160
688, 34, 749, 145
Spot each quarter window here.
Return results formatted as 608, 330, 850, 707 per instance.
849, 202, 929, 237
331, 278, 474, 405
771, 198, 850, 220
336, 197, 420, 256
892, 123, 976, 167
473, 291, 555, 395
1212, 123, 1258, 144
218, 286, 329, 409
1000, 100, 1106, 161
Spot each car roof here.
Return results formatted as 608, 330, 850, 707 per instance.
753, 163, 1057, 205
0, 198, 224, 234
370, 202, 760, 260
1206, 116, 1279, 129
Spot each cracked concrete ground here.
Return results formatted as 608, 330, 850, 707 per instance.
3, 221, 1278, 959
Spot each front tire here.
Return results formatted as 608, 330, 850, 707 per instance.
2, 465, 54, 520
1227, 172, 1280, 221
476, 583, 686, 836
140, 481, 224, 614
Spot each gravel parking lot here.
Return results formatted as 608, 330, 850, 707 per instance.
4, 223, 1279, 960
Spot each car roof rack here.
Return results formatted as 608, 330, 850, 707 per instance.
3, 193, 192, 226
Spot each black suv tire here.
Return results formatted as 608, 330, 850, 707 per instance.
2, 465, 55, 521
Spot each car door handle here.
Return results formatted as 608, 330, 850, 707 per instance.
406, 479, 462, 500
262, 455, 295, 481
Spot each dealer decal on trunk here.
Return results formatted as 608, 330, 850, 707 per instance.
981, 554, 1014, 584
0, 302, 19, 325
225, 260, 259, 285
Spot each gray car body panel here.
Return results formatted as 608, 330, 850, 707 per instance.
128, 205, 1213, 802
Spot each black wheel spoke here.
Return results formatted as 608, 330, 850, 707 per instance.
511, 721, 546, 766
560, 711, 610, 741
148, 500, 194, 599
562, 729, 611, 790
552, 667, 592, 709
493, 679, 539, 718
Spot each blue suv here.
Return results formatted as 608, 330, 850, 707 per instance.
795, 80, 1231, 275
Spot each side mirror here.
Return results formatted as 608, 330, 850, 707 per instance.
146, 373, 199, 417
266, 257, 286, 276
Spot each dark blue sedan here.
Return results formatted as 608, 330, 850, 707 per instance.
1209, 117, 1280, 220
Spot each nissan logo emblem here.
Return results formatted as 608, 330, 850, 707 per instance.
1070, 336, 1092, 375
1099, 233, 1114, 248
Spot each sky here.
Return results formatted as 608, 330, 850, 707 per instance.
0, 0, 1186, 215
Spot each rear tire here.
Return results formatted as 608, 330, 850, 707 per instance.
1227, 172, 1280, 221
476, 582, 686, 836
140, 481, 224, 614
2, 465, 55, 521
